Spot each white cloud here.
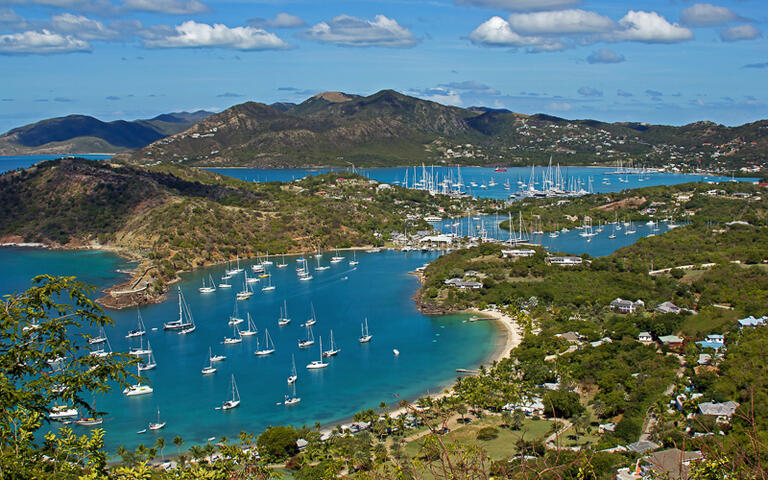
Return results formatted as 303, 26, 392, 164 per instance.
507, 9, 615, 35
122, 0, 209, 15
50, 13, 120, 40
409, 87, 462, 106
0, 0, 118, 16
577, 86, 602, 97
456, 0, 581, 12
719, 24, 762, 42
442, 80, 499, 95
0, 29, 90, 54
680, 4, 741, 27
143, 21, 289, 50
547, 101, 572, 111
468, 16, 561, 50
0, 7, 24, 25
586, 48, 624, 64
249, 13, 305, 29
608, 10, 693, 43
304, 14, 418, 48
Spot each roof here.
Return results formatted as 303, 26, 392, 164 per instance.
644, 449, 703, 480
638, 331, 652, 337
698, 401, 739, 417
696, 340, 724, 350
659, 335, 684, 344
626, 440, 659, 454
656, 301, 681, 314
738, 315, 767, 327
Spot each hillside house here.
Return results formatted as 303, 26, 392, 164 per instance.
637, 332, 654, 344
611, 298, 644, 314
655, 301, 681, 315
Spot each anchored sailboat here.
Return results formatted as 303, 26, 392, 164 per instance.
284, 382, 300, 406
330, 248, 344, 263
298, 325, 315, 348
138, 344, 156, 371
198, 274, 216, 294
359, 318, 372, 343
220, 374, 240, 410
322, 330, 340, 357
164, 288, 194, 331
254, 329, 275, 356
126, 309, 146, 338
202, 347, 217, 374
123, 365, 153, 396
305, 303, 317, 326
148, 407, 166, 430
223, 324, 242, 344
240, 313, 258, 336
306, 336, 329, 369
349, 251, 359, 266
287, 354, 298, 384
228, 302, 244, 326
278, 300, 291, 326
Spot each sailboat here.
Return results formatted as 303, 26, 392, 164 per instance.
202, 347, 217, 374
223, 324, 242, 344
240, 313, 257, 336
359, 318, 372, 343
330, 248, 344, 263
306, 336, 329, 369
225, 256, 243, 276
88, 326, 107, 345
254, 329, 275, 356
164, 288, 194, 331
138, 345, 156, 371
209, 347, 226, 362
262, 276, 275, 291
277, 254, 288, 268
198, 275, 216, 294
74, 415, 103, 426
126, 309, 146, 338
298, 261, 313, 281
89, 335, 112, 357
349, 251, 359, 266
322, 329, 340, 357
298, 325, 315, 348
236, 274, 253, 300
262, 253, 273, 266
315, 256, 330, 271
228, 302, 244, 326
148, 407, 166, 430
129, 337, 152, 356
123, 365, 153, 396
284, 382, 300, 406
218, 275, 232, 289
278, 300, 291, 326
220, 374, 240, 410
305, 303, 317, 326
287, 354, 298, 384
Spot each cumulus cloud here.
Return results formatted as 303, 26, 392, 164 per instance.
249, 13, 305, 29
547, 101, 572, 111
467, 16, 565, 50
680, 4, 742, 27
719, 24, 762, 42
455, 0, 581, 12
577, 86, 602, 97
586, 48, 624, 64
507, 9, 615, 35
408, 87, 462, 106
441, 80, 499, 95
0, 7, 26, 28
0, 29, 90, 54
122, 0, 209, 15
304, 14, 418, 48
143, 21, 289, 50
49, 13, 121, 40
608, 10, 693, 43
617, 89, 632, 97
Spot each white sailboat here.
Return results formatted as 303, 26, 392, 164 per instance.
306, 336, 329, 369
123, 365, 153, 396
262, 276, 275, 292
287, 354, 298, 384
220, 374, 240, 410
89, 335, 112, 357
209, 347, 226, 362
228, 302, 244, 326
223, 324, 242, 344
315, 256, 330, 271
284, 382, 300, 406
240, 313, 258, 336
349, 251, 359, 266
330, 248, 344, 263
49, 405, 79, 419
322, 329, 340, 357
278, 300, 291, 326
202, 347, 217, 374
277, 254, 288, 268
298, 325, 315, 348
138, 345, 156, 371
261, 253, 273, 266
88, 326, 107, 345
359, 318, 372, 343
198, 275, 216, 294
164, 288, 194, 331
226, 256, 243, 276
254, 329, 275, 356
129, 336, 152, 356
218, 276, 232, 289
126, 309, 146, 338
237, 274, 254, 300
305, 303, 317, 326
148, 407, 166, 430
298, 261, 313, 281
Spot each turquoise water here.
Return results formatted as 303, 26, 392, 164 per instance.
0, 154, 113, 173
0, 248, 498, 453
208, 166, 754, 200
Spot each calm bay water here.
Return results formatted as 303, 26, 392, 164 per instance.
1, 248, 498, 453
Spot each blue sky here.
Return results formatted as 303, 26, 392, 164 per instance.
0, 0, 766, 132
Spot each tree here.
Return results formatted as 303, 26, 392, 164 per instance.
173, 435, 184, 456
0, 276, 135, 478
543, 390, 585, 419
155, 437, 165, 462
257, 425, 299, 462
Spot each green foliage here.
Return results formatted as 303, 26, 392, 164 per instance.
257, 426, 299, 462
542, 391, 584, 419
475, 426, 499, 441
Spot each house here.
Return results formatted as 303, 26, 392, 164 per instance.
738, 315, 767, 328
696, 335, 725, 350
641, 448, 703, 480
611, 298, 644, 314
548, 256, 583, 266
502, 249, 536, 258
659, 335, 684, 346
637, 332, 654, 343
698, 401, 739, 422
598, 422, 616, 433
502, 396, 544, 416
556, 331, 583, 344
625, 440, 660, 454
443, 278, 483, 290
655, 301, 682, 315
697, 353, 712, 365
590, 337, 613, 348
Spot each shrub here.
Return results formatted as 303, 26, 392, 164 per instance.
476, 427, 499, 441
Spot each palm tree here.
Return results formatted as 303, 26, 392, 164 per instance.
173, 435, 183, 456
155, 437, 165, 462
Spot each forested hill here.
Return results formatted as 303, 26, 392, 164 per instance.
0, 111, 212, 155
119, 89, 768, 170
0, 157, 458, 305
